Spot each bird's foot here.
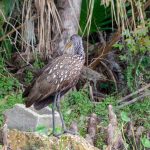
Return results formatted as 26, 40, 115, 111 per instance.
53, 132, 63, 137
64, 129, 78, 135
53, 130, 78, 137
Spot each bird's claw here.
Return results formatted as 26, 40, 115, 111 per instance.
53, 132, 62, 137
64, 129, 78, 135
53, 130, 78, 137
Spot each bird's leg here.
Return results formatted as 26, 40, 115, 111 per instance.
52, 93, 58, 135
56, 93, 66, 131
52, 93, 65, 137
56, 93, 77, 135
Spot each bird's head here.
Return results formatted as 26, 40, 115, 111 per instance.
64, 34, 85, 58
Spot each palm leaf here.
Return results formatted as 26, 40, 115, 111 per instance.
80, 0, 112, 35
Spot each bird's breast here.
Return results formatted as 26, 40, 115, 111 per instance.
37, 55, 84, 94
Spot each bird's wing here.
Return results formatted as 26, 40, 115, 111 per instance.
22, 60, 53, 97
25, 55, 84, 107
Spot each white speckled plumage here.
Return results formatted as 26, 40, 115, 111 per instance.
23, 34, 85, 110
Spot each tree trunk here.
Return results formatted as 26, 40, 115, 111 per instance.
21, 0, 82, 59
52, 0, 82, 55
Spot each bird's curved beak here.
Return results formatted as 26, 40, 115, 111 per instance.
63, 41, 73, 54
65, 41, 73, 49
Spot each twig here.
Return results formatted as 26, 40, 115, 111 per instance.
117, 92, 150, 109
89, 30, 121, 69
0, 14, 38, 42
118, 83, 150, 103
89, 0, 150, 69
0, 24, 23, 42
100, 60, 118, 91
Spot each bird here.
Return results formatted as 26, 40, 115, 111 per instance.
23, 34, 85, 136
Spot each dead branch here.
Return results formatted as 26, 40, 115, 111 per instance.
117, 92, 150, 108
52, 0, 82, 54
0, 24, 23, 42
105, 52, 125, 90
80, 66, 106, 94
80, 66, 106, 82
89, 0, 150, 69
0, 11, 39, 42
118, 83, 150, 104
83, 41, 99, 56
89, 30, 121, 69
100, 61, 118, 91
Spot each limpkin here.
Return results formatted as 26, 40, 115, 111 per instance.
23, 34, 85, 135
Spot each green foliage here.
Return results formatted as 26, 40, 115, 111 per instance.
2, 0, 14, 16
0, 1, 5, 27
0, 59, 20, 98
94, 96, 116, 124
119, 98, 150, 149
61, 90, 150, 149
0, 58, 22, 126
0, 0, 18, 59
35, 125, 49, 135
24, 57, 45, 83
141, 136, 150, 148
120, 111, 130, 122
0, 51, 45, 128
24, 70, 34, 84
80, 0, 112, 35
120, 97, 150, 129
33, 57, 45, 70
0, 93, 22, 126
61, 90, 93, 135
114, 20, 150, 92
0, 12, 12, 59
62, 90, 117, 136
0, 0, 22, 124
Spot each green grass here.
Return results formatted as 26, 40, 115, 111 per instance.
0, 58, 23, 126
62, 89, 150, 130
61, 89, 150, 149
0, 92, 23, 126
0, 52, 149, 149
0, 54, 45, 126
119, 97, 150, 129
61, 90, 117, 136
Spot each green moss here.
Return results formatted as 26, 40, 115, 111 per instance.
0, 59, 23, 126
61, 90, 117, 136
119, 97, 150, 129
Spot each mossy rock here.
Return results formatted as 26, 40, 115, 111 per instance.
5, 129, 100, 150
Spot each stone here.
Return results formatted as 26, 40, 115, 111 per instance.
3, 129, 100, 150
4, 104, 61, 132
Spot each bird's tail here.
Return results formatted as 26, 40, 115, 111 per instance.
33, 96, 54, 110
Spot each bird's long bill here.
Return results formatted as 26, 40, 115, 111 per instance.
65, 41, 73, 49
63, 41, 73, 54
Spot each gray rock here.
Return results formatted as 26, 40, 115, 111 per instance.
4, 104, 61, 132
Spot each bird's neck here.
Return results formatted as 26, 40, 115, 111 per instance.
78, 47, 85, 60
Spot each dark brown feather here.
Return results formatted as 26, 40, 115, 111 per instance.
33, 96, 54, 110
23, 54, 84, 109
